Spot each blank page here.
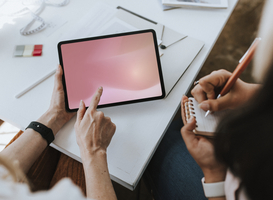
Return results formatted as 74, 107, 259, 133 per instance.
188, 97, 225, 133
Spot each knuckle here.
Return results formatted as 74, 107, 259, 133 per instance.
105, 116, 110, 120
218, 69, 226, 74
95, 95, 100, 102
191, 88, 196, 96
218, 69, 231, 76
97, 111, 104, 119
89, 109, 95, 116
55, 84, 63, 91
112, 123, 116, 130
198, 78, 206, 87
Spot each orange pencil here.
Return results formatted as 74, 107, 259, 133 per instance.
205, 37, 261, 117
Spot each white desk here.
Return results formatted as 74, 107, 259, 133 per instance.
0, 0, 238, 190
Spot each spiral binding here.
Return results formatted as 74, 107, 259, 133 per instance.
0, 0, 69, 35
184, 99, 198, 128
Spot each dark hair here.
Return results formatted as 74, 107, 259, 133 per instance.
214, 64, 273, 200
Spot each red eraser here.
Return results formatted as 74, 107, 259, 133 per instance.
34, 45, 43, 50
33, 49, 42, 56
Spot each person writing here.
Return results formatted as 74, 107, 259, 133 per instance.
181, 0, 273, 199
0, 65, 117, 200
147, 0, 273, 199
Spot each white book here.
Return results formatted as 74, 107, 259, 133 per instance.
162, 0, 228, 9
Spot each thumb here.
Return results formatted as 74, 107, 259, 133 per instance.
76, 100, 86, 124
181, 117, 197, 147
54, 65, 63, 90
198, 93, 232, 112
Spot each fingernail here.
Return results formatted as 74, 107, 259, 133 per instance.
198, 102, 210, 110
80, 100, 83, 106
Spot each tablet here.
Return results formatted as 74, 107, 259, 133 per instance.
58, 29, 165, 112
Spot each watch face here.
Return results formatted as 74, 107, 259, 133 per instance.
58, 29, 165, 112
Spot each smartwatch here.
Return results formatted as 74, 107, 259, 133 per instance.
201, 177, 225, 198
26, 121, 54, 146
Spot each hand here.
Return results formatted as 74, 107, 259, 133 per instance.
181, 96, 226, 183
191, 69, 260, 112
74, 87, 116, 157
38, 65, 76, 135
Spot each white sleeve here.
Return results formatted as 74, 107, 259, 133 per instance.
0, 166, 96, 200
29, 178, 94, 200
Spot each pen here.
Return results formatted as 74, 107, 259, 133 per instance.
15, 69, 56, 98
205, 37, 261, 117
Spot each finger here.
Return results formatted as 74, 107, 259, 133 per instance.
104, 116, 111, 121
76, 100, 86, 124
104, 117, 116, 135
89, 87, 103, 111
199, 70, 231, 100
54, 65, 63, 91
181, 117, 198, 147
198, 93, 232, 112
191, 84, 207, 103
181, 95, 188, 124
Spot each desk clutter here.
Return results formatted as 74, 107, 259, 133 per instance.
14, 45, 43, 57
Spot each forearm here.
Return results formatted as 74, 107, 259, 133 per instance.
0, 128, 47, 173
0, 111, 65, 173
82, 151, 117, 200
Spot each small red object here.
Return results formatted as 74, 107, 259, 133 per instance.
33, 45, 43, 56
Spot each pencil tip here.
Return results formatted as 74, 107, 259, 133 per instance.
205, 110, 210, 117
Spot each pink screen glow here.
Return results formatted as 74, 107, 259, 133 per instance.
61, 32, 162, 109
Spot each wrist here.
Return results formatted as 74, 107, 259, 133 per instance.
37, 111, 66, 135
203, 169, 226, 183
81, 148, 107, 159
81, 150, 107, 165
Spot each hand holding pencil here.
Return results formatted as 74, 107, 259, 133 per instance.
204, 37, 261, 117
190, 38, 261, 115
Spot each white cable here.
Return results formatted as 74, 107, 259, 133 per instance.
0, 0, 69, 35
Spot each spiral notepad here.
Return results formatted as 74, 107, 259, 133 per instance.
183, 97, 226, 137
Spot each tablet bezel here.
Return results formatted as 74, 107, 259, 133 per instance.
58, 29, 165, 112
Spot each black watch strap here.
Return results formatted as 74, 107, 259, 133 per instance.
26, 121, 55, 146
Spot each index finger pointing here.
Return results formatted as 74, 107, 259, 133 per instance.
89, 87, 103, 111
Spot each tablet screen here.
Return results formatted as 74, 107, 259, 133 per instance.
58, 30, 165, 111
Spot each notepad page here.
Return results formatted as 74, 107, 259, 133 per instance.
189, 97, 224, 133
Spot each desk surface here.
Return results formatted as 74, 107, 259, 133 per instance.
0, 0, 238, 190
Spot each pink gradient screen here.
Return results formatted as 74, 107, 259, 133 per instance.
61, 32, 163, 109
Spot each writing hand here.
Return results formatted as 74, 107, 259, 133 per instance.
191, 69, 260, 112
